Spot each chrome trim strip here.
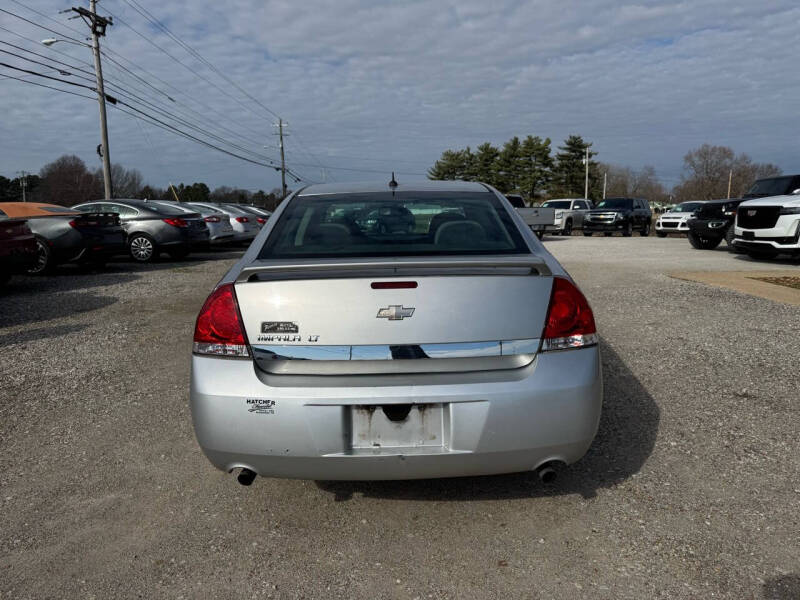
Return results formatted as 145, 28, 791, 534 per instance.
252, 339, 540, 362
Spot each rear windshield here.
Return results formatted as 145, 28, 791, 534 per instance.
671, 202, 704, 212
595, 198, 633, 210
258, 191, 530, 259
541, 200, 571, 209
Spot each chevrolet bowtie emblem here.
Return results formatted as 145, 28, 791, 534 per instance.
376, 305, 415, 320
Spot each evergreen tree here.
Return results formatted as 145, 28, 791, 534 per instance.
553, 135, 601, 199
519, 136, 553, 201
497, 137, 524, 193
473, 143, 501, 188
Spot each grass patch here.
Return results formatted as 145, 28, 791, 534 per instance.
749, 276, 800, 290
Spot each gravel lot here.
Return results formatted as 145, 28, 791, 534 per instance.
1, 237, 798, 599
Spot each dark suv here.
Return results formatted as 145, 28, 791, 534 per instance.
685, 174, 800, 251
686, 199, 743, 250
583, 197, 652, 237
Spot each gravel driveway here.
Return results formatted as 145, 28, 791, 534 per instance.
1, 238, 798, 599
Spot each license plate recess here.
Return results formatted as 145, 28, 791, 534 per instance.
350, 404, 446, 450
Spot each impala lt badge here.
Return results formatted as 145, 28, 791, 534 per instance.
377, 305, 415, 320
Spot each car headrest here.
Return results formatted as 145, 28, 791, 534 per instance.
434, 220, 486, 246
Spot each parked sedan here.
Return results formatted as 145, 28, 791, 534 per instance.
0, 202, 125, 273
231, 205, 272, 227
0, 214, 37, 285
655, 201, 706, 237
73, 199, 209, 262
186, 203, 258, 245
150, 201, 234, 245
190, 180, 602, 485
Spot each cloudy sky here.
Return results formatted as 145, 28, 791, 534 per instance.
1, 0, 798, 192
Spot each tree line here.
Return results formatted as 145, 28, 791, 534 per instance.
428, 137, 782, 205
0, 154, 285, 210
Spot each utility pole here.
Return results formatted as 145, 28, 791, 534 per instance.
727, 169, 733, 199
602, 171, 607, 200
274, 119, 288, 198
583, 145, 590, 200
72, 1, 113, 200
16, 171, 28, 202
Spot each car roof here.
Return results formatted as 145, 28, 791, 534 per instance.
297, 180, 490, 196
0, 202, 77, 218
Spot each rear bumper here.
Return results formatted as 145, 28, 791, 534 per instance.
190, 346, 603, 480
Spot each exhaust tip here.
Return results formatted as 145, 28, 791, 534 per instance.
535, 461, 563, 484
237, 468, 257, 486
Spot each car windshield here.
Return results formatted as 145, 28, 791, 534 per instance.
540, 201, 571, 209
595, 198, 633, 210
671, 202, 703, 212
744, 176, 795, 198
258, 191, 529, 259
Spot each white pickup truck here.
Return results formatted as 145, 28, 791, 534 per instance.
539, 198, 594, 236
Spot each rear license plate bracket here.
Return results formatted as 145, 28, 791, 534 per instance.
350, 404, 445, 450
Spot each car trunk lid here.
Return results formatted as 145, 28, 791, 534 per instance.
234, 256, 553, 375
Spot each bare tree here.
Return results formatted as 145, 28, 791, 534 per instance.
672, 144, 781, 201
39, 155, 101, 206
598, 163, 668, 202
104, 164, 143, 198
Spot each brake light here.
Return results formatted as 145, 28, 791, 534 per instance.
163, 217, 188, 228
256, 217, 266, 224
68, 220, 77, 228
235, 216, 249, 223
371, 281, 418, 289
193, 283, 249, 357
204, 216, 221, 223
541, 277, 597, 351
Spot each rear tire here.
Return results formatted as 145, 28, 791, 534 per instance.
640, 221, 651, 237
129, 233, 157, 263
28, 237, 53, 274
688, 231, 722, 250
656, 231, 667, 238
583, 232, 593, 237
534, 230, 543, 239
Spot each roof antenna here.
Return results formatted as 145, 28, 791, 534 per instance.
388, 172, 398, 188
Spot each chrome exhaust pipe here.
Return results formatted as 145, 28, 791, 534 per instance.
535, 462, 560, 484
237, 468, 257, 486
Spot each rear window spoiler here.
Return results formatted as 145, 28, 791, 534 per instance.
237, 256, 551, 283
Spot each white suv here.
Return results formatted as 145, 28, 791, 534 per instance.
734, 194, 800, 258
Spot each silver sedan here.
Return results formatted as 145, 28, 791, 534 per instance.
190, 180, 602, 485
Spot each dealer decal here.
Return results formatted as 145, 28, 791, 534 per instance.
247, 398, 276, 414
261, 321, 298, 334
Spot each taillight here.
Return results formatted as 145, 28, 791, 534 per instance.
235, 216, 249, 223
68, 220, 77, 228
193, 283, 249, 357
256, 217, 266, 224
163, 217, 188, 228
204, 216, 221, 223
541, 277, 597, 351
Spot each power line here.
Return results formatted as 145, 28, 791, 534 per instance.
118, 0, 281, 120
0, 68, 95, 99
100, 4, 277, 129
7, 0, 88, 39
0, 7, 85, 44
